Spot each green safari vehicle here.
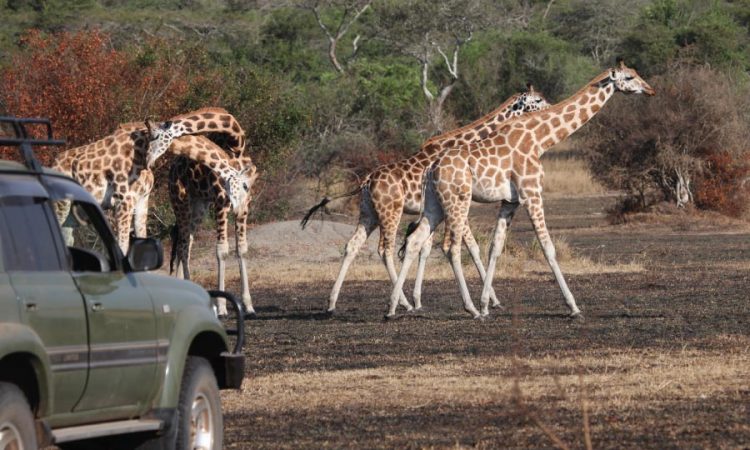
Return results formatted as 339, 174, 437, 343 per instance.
0, 117, 245, 449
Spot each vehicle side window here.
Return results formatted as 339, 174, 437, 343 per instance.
53, 200, 116, 272
0, 197, 63, 271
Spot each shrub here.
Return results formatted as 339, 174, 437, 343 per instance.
0, 29, 194, 164
585, 62, 750, 217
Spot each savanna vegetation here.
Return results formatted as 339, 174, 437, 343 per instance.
1, 0, 749, 221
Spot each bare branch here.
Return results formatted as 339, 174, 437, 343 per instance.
303, 0, 371, 73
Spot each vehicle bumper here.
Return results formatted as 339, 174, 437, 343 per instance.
220, 352, 245, 389
208, 290, 246, 390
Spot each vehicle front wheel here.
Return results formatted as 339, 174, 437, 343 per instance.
176, 357, 223, 450
0, 382, 37, 450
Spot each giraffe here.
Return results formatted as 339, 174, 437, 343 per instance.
144, 107, 246, 168
168, 153, 258, 316
389, 59, 655, 319
302, 85, 550, 314
52, 113, 250, 256
51, 123, 154, 253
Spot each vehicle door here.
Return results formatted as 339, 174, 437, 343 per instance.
0, 193, 89, 415
57, 199, 161, 412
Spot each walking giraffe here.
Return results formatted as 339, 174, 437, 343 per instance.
169, 153, 258, 316
390, 60, 655, 319
302, 85, 550, 313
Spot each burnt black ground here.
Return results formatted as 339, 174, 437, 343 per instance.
224, 196, 750, 449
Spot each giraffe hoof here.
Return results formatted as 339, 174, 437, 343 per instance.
569, 310, 584, 320
491, 302, 505, 310
473, 314, 485, 321
244, 311, 258, 320
325, 309, 336, 317
383, 313, 397, 321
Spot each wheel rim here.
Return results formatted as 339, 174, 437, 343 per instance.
190, 392, 214, 450
0, 422, 23, 450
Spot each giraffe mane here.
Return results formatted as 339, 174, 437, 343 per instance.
118, 122, 147, 131
424, 93, 525, 145
168, 107, 231, 121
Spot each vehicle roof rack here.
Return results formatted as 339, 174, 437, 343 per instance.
0, 116, 66, 173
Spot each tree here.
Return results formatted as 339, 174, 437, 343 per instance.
374, 0, 484, 134
299, 0, 372, 73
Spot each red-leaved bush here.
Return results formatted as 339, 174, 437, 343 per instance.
0, 29, 193, 165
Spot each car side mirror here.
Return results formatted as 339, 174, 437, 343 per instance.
127, 237, 164, 272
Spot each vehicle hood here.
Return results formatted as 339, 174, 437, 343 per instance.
134, 273, 212, 312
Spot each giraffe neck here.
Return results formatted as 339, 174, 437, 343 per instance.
168, 135, 238, 182
169, 108, 245, 154
532, 77, 615, 157
423, 95, 524, 151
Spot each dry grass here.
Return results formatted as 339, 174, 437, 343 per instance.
186, 234, 644, 290
224, 336, 750, 417
541, 148, 604, 197
543, 158, 604, 196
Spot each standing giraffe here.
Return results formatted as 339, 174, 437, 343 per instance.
169, 153, 258, 316
390, 60, 655, 319
52, 113, 250, 255
52, 124, 154, 252
302, 85, 550, 313
144, 107, 246, 168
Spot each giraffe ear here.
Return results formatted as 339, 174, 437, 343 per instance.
144, 118, 154, 136
616, 57, 625, 69
526, 82, 535, 93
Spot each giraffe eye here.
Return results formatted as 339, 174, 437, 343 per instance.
243, 183, 249, 191
625, 76, 634, 81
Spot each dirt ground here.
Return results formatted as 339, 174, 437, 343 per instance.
213, 194, 750, 449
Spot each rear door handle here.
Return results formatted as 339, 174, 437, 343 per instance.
91, 302, 103, 312
24, 302, 38, 312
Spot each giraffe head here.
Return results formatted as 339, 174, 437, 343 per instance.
144, 118, 178, 168
225, 162, 258, 217
510, 84, 551, 114
603, 58, 656, 96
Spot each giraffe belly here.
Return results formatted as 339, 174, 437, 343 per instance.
471, 178, 513, 203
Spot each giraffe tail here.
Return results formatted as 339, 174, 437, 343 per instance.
169, 224, 180, 275
399, 165, 436, 261
398, 220, 421, 260
300, 185, 364, 229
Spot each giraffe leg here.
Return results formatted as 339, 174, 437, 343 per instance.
479, 201, 519, 317
209, 202, 230, 317
388, 177, 444, 317
411, 232, 433, 310
442, 201, 481, 319
379, 217, 413, 312
526, 196, 582, 317
53, 199, 74, 246
235, 213, 254, 315
463, 225, 501, 309
328, 190, 380, 312
132, 170, 154, 239
114, 196, 135, 254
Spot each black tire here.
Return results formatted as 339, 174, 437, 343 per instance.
0, 382, 37, 450
175, 357, 223, 450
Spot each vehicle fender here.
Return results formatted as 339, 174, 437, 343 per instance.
155, 306, 229, 409
0, 322, 53, 416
